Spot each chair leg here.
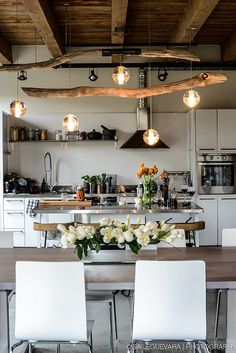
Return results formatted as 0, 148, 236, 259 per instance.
29, 342, 32, 353
43, 231, 48, 248
214, 289, 223, 340
57, 343, 60, 353
112, 291, 118, 340
109, 302, 114, 353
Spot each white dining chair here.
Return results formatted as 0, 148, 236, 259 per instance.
11, 261, 93, 353
130, 260, 207, 351
0, 231, 13, 248
214, 228, 236, 339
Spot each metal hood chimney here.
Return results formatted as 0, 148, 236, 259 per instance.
120, 68, 169, 149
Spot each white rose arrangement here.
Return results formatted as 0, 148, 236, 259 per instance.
57, 216, 182, 259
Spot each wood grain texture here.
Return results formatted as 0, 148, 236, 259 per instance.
22, 72, 228, 99
0, 48, 200, 72
111, 0, 129, 44
22, 0, 65, 57
0, 33, 12, 64
2, 248, 236, 287
172, 0, 221, 43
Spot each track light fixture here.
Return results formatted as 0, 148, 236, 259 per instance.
17, 70, 27, 81
157, 67, 168, 82
88, 68, 98, 81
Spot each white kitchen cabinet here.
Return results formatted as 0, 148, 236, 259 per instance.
218, 195, 236, 245
3, 197, 25, 247
7, 229, 25, 247
195, 109, 236, 152
195, 110, 217, 152
218, 110, 236, 152
196, 196, 218, 245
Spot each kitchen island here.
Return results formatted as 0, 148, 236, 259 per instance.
34, 202, 203, 215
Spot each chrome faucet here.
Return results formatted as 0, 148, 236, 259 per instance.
44, 152, 56, 192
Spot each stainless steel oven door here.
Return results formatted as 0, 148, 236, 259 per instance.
198, 162, 235, 194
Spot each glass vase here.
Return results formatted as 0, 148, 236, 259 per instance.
142, 180, 152, 208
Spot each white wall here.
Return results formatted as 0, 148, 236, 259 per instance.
2, 45, 236, 185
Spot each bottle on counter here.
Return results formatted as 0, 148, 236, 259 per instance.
41, 178, 47, 193
169, 187, 178, 209
136, 183, 143, 198
76, 186, 85, 201
41, 129, 48, 140
162, 177, 169, 207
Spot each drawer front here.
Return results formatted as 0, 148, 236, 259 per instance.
13, 230, 25, 247
4, 198, 25, 211
4, 211, 25, 229
5, 228, 25, 247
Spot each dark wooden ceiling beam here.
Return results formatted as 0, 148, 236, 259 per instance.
0, 33, 12, 64
21, 0, 65, 57
172, 0, 220, 43
111, 0, 129, 45
111, 0, 129, 64
222, 31, 236, 61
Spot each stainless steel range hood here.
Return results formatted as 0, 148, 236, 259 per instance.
120, 68, 169, 149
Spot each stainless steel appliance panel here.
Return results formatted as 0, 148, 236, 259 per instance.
197, 154, 236, 194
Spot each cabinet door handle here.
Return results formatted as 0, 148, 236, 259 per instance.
199, 198, 216, 200
6, 199, 23, 202
220, 148, 236, 150
199, 148, 216, 150
220, 198, 236, 200
6, 212, 24, 215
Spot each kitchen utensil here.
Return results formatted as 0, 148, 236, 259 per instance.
87, 129, 102, 140
101, 125, 116, 140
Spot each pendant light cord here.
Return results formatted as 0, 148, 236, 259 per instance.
16, 0, 19, 99
148, 0, 153, 129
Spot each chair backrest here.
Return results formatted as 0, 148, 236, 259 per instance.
222, 228, 236, 246
132, 260, 206, 341
15, 261, 87, 342
0, 231, 13, 248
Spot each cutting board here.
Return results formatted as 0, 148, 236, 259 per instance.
39, 200, 92, 207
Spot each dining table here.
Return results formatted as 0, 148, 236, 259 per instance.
1, 247, 236, 353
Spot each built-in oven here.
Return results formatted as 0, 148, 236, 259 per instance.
197, 154, 236, 194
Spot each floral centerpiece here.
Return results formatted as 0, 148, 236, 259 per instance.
57, 217, 182, 259
136, 162, 167, 207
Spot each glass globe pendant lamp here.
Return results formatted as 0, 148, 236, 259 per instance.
112, 65, 130, 85
183, 89, 200, 108
9, 99, 26, 118
63, 113, 79, 132
143, 128, 160, 146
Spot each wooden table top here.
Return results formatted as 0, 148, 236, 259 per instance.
1, 247, 236, 290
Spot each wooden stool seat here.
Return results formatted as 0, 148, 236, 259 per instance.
33, 222, 74, 248
167, 221, 205, 246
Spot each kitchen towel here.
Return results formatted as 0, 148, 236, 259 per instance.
26, 199, 39, 218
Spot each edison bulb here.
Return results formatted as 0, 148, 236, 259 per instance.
183, 89, 200, 108
143, 129, 160, 146
63, 113, 79, 132
112, 65, 130, 85
9, 99, 26, 118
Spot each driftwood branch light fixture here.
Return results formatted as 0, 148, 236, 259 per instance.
22, 72, 228, 99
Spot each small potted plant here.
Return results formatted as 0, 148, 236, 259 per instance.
89, 175, 97, 194
97, 173, 107, 194
81, 175, 90, 193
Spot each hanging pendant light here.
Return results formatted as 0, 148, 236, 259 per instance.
183, 26, 200, 109
9, 0, 26, 119
183, 89, 200, 108
10, 99, 26, 119
112, 65, 130, 85
143, 128, 160, 146
63, 113, 79, 132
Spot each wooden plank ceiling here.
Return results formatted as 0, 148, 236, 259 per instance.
0, 0, 236, 64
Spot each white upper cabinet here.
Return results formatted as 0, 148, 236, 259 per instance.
195, 109, 236, 152
218, 110, 236, 152
195, 109, 217, 152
